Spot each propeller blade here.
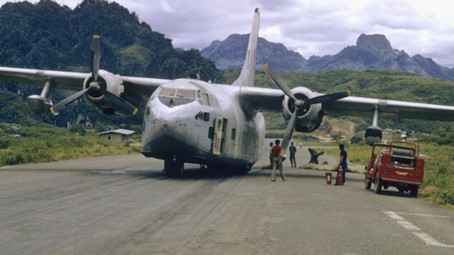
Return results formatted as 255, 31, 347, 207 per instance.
303, 91, 351, 107
100, 90, 139, 115
91, 34, 101, 81
262, 63, 351, 157
50, 88, 90, 114
280, 111, 297, 157
262, 64, 296, 101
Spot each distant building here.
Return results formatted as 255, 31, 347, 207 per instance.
97, 129, 135, 142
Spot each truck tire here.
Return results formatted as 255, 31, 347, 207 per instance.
374, 172, 382, 194
410, 186, 419, 197
364, 174, 372, 190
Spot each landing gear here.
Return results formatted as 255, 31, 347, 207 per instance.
237, 164, 252, 175
164, 158, 184, 177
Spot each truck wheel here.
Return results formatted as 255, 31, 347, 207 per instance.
410, 186, 419, 197
364, 174, 372, 190
374, 172, 382, 194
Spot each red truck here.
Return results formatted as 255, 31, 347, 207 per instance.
364, 141, 425, 197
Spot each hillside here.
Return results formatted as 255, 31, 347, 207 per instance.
0, 0, 223, 81
0, 0, 223, 128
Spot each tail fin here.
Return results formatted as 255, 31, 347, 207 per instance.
232, 8, 260, 87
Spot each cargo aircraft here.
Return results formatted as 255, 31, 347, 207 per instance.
2, 8, 454, 177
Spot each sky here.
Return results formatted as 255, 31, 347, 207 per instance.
2, 0, 454, 67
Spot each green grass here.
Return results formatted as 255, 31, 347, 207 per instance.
0, 124, 140, 166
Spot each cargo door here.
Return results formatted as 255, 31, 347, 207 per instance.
212, 117, 227, 156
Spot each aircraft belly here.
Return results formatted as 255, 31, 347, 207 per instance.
142, 135, 210, 163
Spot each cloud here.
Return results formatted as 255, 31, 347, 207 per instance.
1, 0, 454, 67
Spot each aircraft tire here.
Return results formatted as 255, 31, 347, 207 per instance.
164, 159, 184, 178
237, 164, 252, 175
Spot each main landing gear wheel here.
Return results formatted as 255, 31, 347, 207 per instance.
164, 159, 184, 178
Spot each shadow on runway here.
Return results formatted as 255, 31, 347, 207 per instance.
365, 188, 417, 198
251, 168, 364, 183
111, 166, 251, 181
91, 164, 366, 183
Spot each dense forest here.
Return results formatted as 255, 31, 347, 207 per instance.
0, 0, 223, 128
0, 0, 223, 80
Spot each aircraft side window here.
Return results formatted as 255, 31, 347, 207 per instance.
201, 92, 211, 106
210, 95, 220, 108
203, 112, 210, 122
197, 90, 203, 105
146, 106, 151, 116
208, 126, 214, 139
231, 128, 236, 140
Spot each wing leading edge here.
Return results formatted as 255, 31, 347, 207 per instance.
0, 66, 169, 100
238, 86, 454, 122
323, 96, 454, 121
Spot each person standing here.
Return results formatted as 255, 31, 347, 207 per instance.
338, 144, 348, 184
271, 139, 286, 182
269, 142, 274, 168
289, 141, 297, 167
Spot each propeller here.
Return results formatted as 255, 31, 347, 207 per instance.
262, 64, 351, 156
50, 35, 138, 115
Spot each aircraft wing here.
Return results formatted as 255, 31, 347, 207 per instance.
0, 66, 169, 100
237, 86, 285, 112
0, 67, 87, 90
322, 95, 454, 121
238, 86, 454, 121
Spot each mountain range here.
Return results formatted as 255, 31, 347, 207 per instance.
201, 33, 454, 81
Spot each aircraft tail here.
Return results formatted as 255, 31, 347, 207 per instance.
232, 8, 260, 87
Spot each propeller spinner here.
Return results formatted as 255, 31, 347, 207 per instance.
262, 64, 351, 156
50, 35, 138, 115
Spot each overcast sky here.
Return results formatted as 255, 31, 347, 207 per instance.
2, 0, 454, 67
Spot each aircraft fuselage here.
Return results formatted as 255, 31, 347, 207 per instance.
141, 78, 265, 172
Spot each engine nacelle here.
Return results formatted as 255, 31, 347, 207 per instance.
83, 70, 125, 114
282, 87, 324, 133
27, 95, 53, 114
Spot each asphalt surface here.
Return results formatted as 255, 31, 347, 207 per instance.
1, 144, 453, 255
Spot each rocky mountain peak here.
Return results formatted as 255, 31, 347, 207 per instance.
201, 33, 306, 71
356, 34, 393, 53
201, 32, 454, 81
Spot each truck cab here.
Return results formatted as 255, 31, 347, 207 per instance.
364, 141, 424, 197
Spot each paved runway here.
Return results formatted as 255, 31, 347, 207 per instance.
1, 147, 453, 255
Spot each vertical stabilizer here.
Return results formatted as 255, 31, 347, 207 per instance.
232, 8, 260, 87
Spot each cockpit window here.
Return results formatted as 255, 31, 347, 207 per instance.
176, 89, 196, 100
158, 87, 196, 107
159, 88, 177, 97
